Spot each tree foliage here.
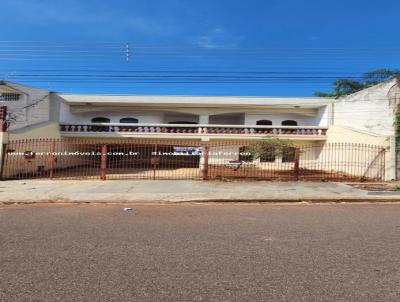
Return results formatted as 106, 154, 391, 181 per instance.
243, 137, 294, 160
395, 112, 400, 147
315, 69, 400, 98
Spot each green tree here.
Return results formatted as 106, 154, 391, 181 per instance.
315, 69, 400, 98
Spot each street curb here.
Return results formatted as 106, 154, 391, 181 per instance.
2, 197, 400, 205
367, 191, 400, 195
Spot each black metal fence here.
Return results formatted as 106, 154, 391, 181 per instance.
1, 138, 387, 181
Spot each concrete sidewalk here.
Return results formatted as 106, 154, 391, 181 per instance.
0, 180, 399, 204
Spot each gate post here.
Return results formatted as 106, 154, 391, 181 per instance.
152, 144, 158, 180
293, 147, 300, 181
48, 140, 56, 179
0, 141, 6, 180
202, 144, 209, 180
100, 144, 107, 180
0, 106, 8, 180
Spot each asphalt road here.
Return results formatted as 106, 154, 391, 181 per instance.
1, 204, 400, 302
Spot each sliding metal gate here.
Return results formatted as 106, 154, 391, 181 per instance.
1, 139, 386, 181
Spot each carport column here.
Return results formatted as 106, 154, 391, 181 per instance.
199, 115, 209, 125
200, 138, 210, 180
0, 106, 8, 179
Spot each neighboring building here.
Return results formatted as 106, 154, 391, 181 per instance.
0, 79, 398, 180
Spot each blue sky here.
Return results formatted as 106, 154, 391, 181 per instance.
1, 0, 400, 96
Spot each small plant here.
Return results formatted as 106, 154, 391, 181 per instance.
359, 176, 367, 182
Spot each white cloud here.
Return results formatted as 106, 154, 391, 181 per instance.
195, 27, 242, 49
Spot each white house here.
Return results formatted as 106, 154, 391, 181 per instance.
0, 79, 398, 180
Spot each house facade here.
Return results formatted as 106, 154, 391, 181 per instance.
0, 79, 398, 181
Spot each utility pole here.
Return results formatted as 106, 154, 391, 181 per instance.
125, 43, 130, 63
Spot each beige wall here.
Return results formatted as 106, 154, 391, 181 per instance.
1, 122, 61, 178
327, 125, 390, 145
7, 122, 61, 141
326, 126, 391, 180
333, 79, 398, 136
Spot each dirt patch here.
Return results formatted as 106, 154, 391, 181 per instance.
348, 182, 400, 192
208, 166, 374, 182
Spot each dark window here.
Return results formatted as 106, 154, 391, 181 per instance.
282, 147, 296, 163
0, 93, 20, 101
91, 117, 110, 123
260, 147, 276, 162
120, 117, 138, 123
281, 120, 298, 126
168, 121, 197, 124
238, 146, 253, 162
256, 120, 272, 126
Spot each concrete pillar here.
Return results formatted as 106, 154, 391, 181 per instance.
199, 115, 209, 125
328, 102, 335, 126
199, 138, 210, 170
